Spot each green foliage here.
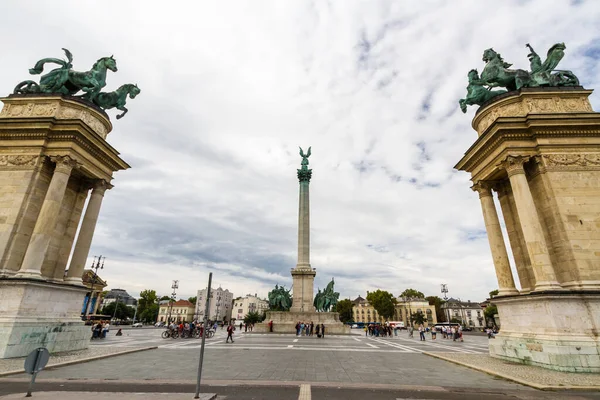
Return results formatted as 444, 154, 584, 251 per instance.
243, 311, 262, 325
425, 296, 446, 322
399, 288, 425, 299
188, 296, 197, 305
411, 311, 427, 326
489, 289, 499, 299
160, 295, 171, 301
100, 302, 135, 320
139, 303, 158, 323
450, 317, 462, 324
136, 290, 159, 323
366, 290, 397, 320
334, 299, 354, 323
484, 304, 498, 320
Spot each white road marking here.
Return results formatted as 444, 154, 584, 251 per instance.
353, 338, 361, 342
287, 345, 294, 348
293, 339, 299, 343
298, 384, 311, 400
366, 343, 378, 348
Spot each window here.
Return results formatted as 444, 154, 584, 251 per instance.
238, 309, 243, 313
467, 311, 472, 317
477, 311, 481, 317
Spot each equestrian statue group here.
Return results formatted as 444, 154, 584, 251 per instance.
13, 48, 139, 119
459, 42, 580, 113
267, 278, 340, 313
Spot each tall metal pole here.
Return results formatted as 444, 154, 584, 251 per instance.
112, 294, 120, 321
195, 272, 212, 399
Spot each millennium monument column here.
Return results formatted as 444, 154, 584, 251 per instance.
456, 42, 600, 372
0, 49, 138, 358
290, 147, 316, 312
254, 147, 349, 334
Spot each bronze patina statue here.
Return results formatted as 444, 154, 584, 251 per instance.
460, 42, 580, 112
313, 278, 340, 312
13, 48, 139, 119
268, 284, 292, 311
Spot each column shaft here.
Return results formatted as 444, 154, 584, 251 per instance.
296, 181, 310, 268
17, 156, 78, 278
472, 182, 519, 295
66, 181, 110, 283
501, 156, 561, 291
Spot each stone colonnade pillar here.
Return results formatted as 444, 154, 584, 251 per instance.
16, 156, 79, 278
65, 180, 111, 283
500, 156, 561, 291
472, 182, 519, 295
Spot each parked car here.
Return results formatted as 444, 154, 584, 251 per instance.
132, 322, 143, 328
155, 322, 165, 327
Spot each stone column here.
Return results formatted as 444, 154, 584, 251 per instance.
500, 156, 561, 291
296, 179, 311, 269
16, 156, 79, 278
472, 181, 519, 295
65, 180, 111, 283
495, 181, 535, 293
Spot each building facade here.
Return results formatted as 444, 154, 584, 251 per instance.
231, 294, 269, 322
441, 298, 485, 328
80, 269, 107, 317
196, 286, 233, 323
101, 288, 137, 308
352, 295, 437, 327
157, 299, 195, 323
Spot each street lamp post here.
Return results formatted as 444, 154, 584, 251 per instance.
83, 255, 104, 318
111, 294, 120, 321
441, 284, 450, 323
167, 280, 179, 324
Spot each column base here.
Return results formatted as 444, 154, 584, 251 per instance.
13, 270, 44, 280
63, 277, 83, 284
533, 281, 564, 291
498, 288, 520, 296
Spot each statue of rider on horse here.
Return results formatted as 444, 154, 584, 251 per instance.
459, 42, 580, 113
313, 278, 340, 312
13, 48, 139, 119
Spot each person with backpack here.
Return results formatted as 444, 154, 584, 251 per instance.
226, 323, 234, 343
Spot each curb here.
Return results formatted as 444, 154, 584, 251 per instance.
0, 346, 157, 378
423, 352, 600, 391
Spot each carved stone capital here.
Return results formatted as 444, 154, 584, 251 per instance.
492, 180, 512, 198
297, 168, 312, 183
471, 181, 494, 198
499, 156, 529, 178
91, 179, 113, 196
50, 155, 80, 174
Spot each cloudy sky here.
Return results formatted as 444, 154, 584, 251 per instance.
1, 1, 599, 302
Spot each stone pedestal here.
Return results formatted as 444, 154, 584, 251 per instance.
455, 87, 600, 372
0, 279, 90, 358
290, 268, 316, 312
0, 95, 129, 358
254, 311, 351, 334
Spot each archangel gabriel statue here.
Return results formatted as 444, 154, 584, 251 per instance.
12, 48, 140, 119
459, 42, 580, 113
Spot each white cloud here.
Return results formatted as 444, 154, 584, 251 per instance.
1, 0, 599, 302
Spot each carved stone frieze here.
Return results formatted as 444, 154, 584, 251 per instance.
0, 155, 40, 167
0, 97, 111, 139
474, 92, 594, 135
541, 153, 600, 169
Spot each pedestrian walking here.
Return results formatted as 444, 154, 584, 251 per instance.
316, 323, 321, 338
309, 322, 314, 336
431, 326, 437, 340
320, 323, 325, 338
419, 325, 425, 341
226, 324, 234, 343
268, 320, 273, 333
240, 322, 243, 331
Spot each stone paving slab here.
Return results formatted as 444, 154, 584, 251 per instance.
425, 352, 600, 390
0, 346, 156, 377
0, 392, 216, 399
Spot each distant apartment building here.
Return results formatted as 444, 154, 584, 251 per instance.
352, 294, 437, 327
101, 288, 137, 308
157, 299, 195, 323
196, 286, 233, 322
231, 294, 269, 321
441, 298, 485, 328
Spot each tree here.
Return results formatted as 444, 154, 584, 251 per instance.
139, 303, 159, 323
334, 299, 354, 323
411, 311, 426, 326
425, 296, 446, 322
136, 290, 158, 322
243, 311, 262, 325
366, 290, 397, 320
399, 288, 425, 299
489, 289, 499, 299
100, 302, 135, 320
484, 304, 498, 326
159, 295, 171, 301
188, 296, 197, 305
